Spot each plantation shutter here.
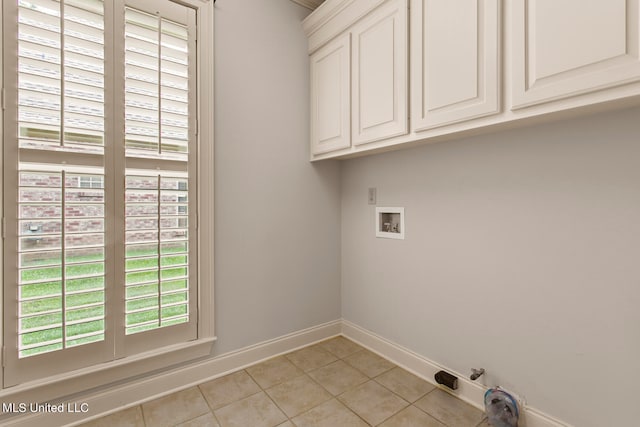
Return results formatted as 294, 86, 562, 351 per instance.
118, 1, 197, 355
3, 0, 197, 386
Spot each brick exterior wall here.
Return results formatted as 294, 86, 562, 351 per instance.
19, 173, 188, 250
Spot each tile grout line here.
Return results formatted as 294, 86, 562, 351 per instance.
140, 403, 149, 427
262, 345, 340, 423
317, 350, 373, 427
322, 343, 402, 427
199, 367, 286, 426
262, 379, 300, 424
86, 337, 484, 427
321, 342, 479, 427
242, 360, 320, 426
271, 340, 372, 426
298, 341, 408, 427
189, 384, 222, 427
285, 346, 368, 426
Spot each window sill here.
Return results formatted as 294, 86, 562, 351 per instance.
0, 337, 216, 405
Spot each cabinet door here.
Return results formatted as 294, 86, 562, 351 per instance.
411, 0, 500, 131
352, 0, 408, 146
512, 0, 640, 109
310, 33, 351, 155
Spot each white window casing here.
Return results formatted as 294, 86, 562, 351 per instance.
1, 0, 214, 392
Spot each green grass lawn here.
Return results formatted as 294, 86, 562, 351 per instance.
19, 247, 189, 358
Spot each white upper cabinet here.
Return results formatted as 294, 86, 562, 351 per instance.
351, 0, 408, 146
511, 0, 640, 108
310, 33, 351, 155
411, 0, 500, 131
304, 0, 640, 160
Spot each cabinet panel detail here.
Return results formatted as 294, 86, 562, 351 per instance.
352, 0, 408, 145
512, 0, 640, 108
310, 34, 351, 155
359, 18, 395, 129
411, 0, 500, 131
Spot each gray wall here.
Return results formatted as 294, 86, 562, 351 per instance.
213, 0, 341, 354
341, 107, 640, 427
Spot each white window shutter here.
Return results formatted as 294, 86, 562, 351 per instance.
4, 0, 199, 386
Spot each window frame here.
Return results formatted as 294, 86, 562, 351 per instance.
0, 0, 214, 394
117, 0, 199, 358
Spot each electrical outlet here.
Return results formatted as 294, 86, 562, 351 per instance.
368, 188, 376, 205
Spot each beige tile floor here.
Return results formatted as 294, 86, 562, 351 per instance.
80, 337, 488, 427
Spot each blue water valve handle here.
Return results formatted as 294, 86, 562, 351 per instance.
484, 387, 519, 427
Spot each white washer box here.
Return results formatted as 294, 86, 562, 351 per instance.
375, 207, 405, 240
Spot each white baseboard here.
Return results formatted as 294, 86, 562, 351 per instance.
3, 320, 342, 427
341, 319, 572, 427
2, 319, 571, 427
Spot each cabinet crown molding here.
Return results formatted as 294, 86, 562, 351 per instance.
303, 0, 353, 35
291, 0, 325, 11
303, 0, 385, 53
